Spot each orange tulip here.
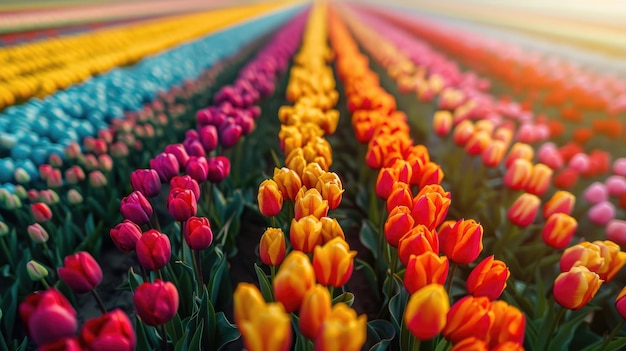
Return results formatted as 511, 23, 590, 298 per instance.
542, 213, 577, 249
273, 167, 302, 201
391, 159, 413, 184
319, 217, 345, 243
384, 206, 415, 247
553, 266, 602, 310
314, 303, 367, 351
542, 191, 575, 219
433, 110, 453, 136
491, 342, 524, 351
239, 302, 292, 351
411, 191, 451, 231
504, 142, 534, 168
525, 163, 553, 196
386, 182, 413, 213
258, 179, 283, 217
507, 193, 540, 227
294, 188, 329, 220
466, 255, 510, 300
593, 240, 626, 282
419, 162, 444, 189
560, 242, 604, 273
313, 237, 356, 288
487, 300, 525, 347
439, 219, 484, 264
290, 215, 323, 253
453, 120, 475, 146
404, 252, 449, 294
482, 140, 507, 168
503, 159, 533, 191
443, 296, 494, 344
450, 337, 488, 351
375, 167, 398, 199
405, 284, 449, 340
233, 283, 266, 325
465, 131, 491, 156
398, 225, 439, 266
260, 228, 286, 266
273, 251, 316, 313
299, 285, 331, 340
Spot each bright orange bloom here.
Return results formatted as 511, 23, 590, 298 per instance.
319, 217, 345, 243
553, 266, 602, 310
405, 284, 449, 340
314, 303, 367, 351
386, 182, 413, 213
398, 225, 439, 266
443, 296, 494, 344
385, 206, 415, 247
560, 242, 604, 273
491, 342, 525, 351
273, 167, 302, 201
258, 179, 283, 217
419, 162, 444, 189
375, 167, 398, 199
487, 300, 525, 348
507, 193, 540, 227
524, 163, 553, 196
542, 213, 577, 249
315, 173, 344, 210
482, 140, 507, 168
542, 191, 575, 219
466, 255, 510, 300
504, 142, 534, 168
239, 302, 292, 351
391, 159, 413, 184
465, 130, 491, 156
593, 240, 626, 282
233, 283, 266, 325
493, 126, 514, 148
260, 228, 286, 266
411, 192, 451, 231
294, 188, 329, 220
273, 251, 316, 313
299, 285, 331, 340
450, 337, 488, 351
439, 219, 484, 264
290, 215, 323, 253
313, 237, 356, 288
615, 286, 626, 319
503, 159, 533, 191
302, 163, 326, 189
404, 252, 449, 294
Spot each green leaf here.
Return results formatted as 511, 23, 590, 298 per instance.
166, 313, 184, 343
360, 220, 379, 259
367, 319, 396, 351
356, 259, 380, 301
134, 315, 154, 351
332, 292, 355, 307
187, 321, 205, 351
552, 309, 599, 351
198, 287, 217, 351
215, 312, 241, 351
208, 248, 227, 303
254, 264, 274, 302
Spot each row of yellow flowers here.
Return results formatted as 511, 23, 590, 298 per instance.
235, 3, 366, 351
0, 2, 285, 108
330, 7, 530, 350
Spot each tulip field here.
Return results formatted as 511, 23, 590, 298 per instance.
3, 0, 626, 350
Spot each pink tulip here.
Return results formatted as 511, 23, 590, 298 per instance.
588, 201, 616, 226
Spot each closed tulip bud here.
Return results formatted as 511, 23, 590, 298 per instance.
411, 192, 451, 231
386, 182, 413, 213
133, 279, 179, 326
258, 179, 283, 217
398, 225, 439, 266
503, 159, 533, 191
240, 303, 291, 351
465, 131, 491, 156
315, 303, 367, 351
593, 240, 626, 282
450, 337, 488, 351
184, 216, 213, 250
508, 193, 540, 227
130, 169, 161, 198
98, 154, 113, 172
439, 219, 484, 264
607, 220, 626, 246
64, 166, 86, 185
376, 167, 397, 199
207, 156, 230, 183
234, 283, 266, 325
273, 251, 315, 312
110, 141, 129, 158
405, 284, 449, 340
404, 253, 449, 294
488, 301, 525, 347
64, 142, 81, 160
0, 220, 9, 236
525, 163, 553, 196
391, 159, 413, 184
482, 140, 507, 167
542, 213, 577, 249
453, 120, 475, 146
88, 170, 107, 188
167, 188, 197, 221
419, 162, 444, 189
299, 285, 332, 339
433, 110, 453, 136
319, 217, 345, 243
164, 144, 190, 170
28, 223, 49, 243
295, 188, 329, 220
14, 167, 31, 184
588, 201, 616, 226
120, 191, 153, 225
260, 228, 286, 266
543, 191, 575, 219
31, 203, 52, 223
27, 260, 48, 281
198, 125, 218, 152
219, 122, 242, 149
136, 230, 171, 271
47, 169, 63, 188
313, 237, 356, 288
554, 168, 579, 190
504, 142, 534, 168
170, 175, 200, 200
443, 296, 494, 344
185, 156, 209, 183
466, 255, 510, 300
81, 154, 99, 171
19, 289, 77, 345
385, 206, 415, 247
110, 220, 142, 252
554, 266, 602, 310
615, 287, 626, 319
150, 153, 179, 183
290, 215, 323, 253
302, 163, 326, 188
273, 167, 302, 201
58, 251, 103, 293
80, 309, 135, 351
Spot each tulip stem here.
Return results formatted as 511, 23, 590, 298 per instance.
408, 336, 421, 351
161, 324, 169, 351
205, 182, 214, 220
598, 319, 625, 351
446, 263, 458, 298
271, 216, 276, 228
541, 307, 566, 351
180, 221, 186, 264
329, 286, 335, 299
40, 278, 50, 289
0, 236, 13, 268
91, 289, 107, 314
194, 249, 204, 288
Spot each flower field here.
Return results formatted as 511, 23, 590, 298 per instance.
1, 0, 626, 350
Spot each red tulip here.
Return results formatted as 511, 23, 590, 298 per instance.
185, 156, 209, 183
120, 191, 153, 225
130, 169, 161, 198
136, 230, 171, 271
207, 156, 230, 183
170, 175, 200, 200
167, 188, 197, 221
80, 309, 135, 351
184, 216, 213, 250
58, 251, 103, 293
110, 220, 142, 252
466, 255, 510, 300
31, 203, 52, 223
439, 219, 484, 264
133, 279, 179, 326
19, 289, 77, 345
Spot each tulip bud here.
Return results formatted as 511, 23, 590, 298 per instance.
26, 260, 48, 281
299, 285, 331, 340
260, 228, 286, 266
588, 201, 616, 226
543, 191, 575, 219
453, 120, 475, 146
560, 242, 604, 273
607, 220, 626, 247
219, 122, 243, 148
554, 168, 579, 190
28, 223, 49, 243
443, 296, 494, 344
503, 159, 533, 191
507, 193, 540, 227
465, 131, 491, 156
58, 251, 103, 293
164, 144, 190, 170
504, 142, 534, 168
313, 237, 356, 288
136, 230, 171, 271
433, 110, 452, 136
167, 188, 197, 221
0, 220, 9, 236
80, 309, 136, 351
184, 216, 213, 250
233, 283, 265, 325
385, 206, 415, 247
273, 251, 315, 313
398, 225, 439, 266
315, 303, 367, 351
110, 141, 129, 158
525, 163, 553, 196
375, 167, 397, 199
419, 162, 444, 189
14, 167, 31, 184
130, 169, 161, 198
110, 220, 142, 252
404, 252, 449, 294
31, 203, 52, 223
290, 215, 323, 253
170, 175, 200, 200
133, 279, 179, 326
206, 156, 230, 183
411, 191, 451, 231
120, 191, 153, 225
542, 213, 577, 249
65, 166, 86, 185
488, 300, 525, 347
554, 266, 602, 310
315, 173, 344, 210
482, 140, 507, 167
615, 286, 626, 319
386, 182, 413, 213
466, 255, 510, 300
450, 337, 488, 351
239, 303, 291, 351
294, 188, 329, 220
258, 179, 283, 217
593, 240, 626, 282
405, 284, 449, 340
88, 170, 108, 188
439, 219, 484, 264
185, 156, 209, 183
19, 289, 77, 345
150, 153, 179, 183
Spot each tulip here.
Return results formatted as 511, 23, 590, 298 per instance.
314, 303, 367, 351
554, 266, 602, 310
170, 175, 200, 200
273, 251, 316, 313
219, 122, 243, 148
38, 337, 83, 351
98, 155, 113, 172
299, 285, 332, 339
384, 206, 415, 247
258, 179, 284, 217
560, 242, 605, 273
164, 144, 190, 169
239, 303, 291, 351
411, 191, 451, 231
110, 220, 142, 252
120, 191, 153, 226
453, 120, 475, 146
588, 201, 616, 226
89, 170, 108, 188
31, 203, 52, 223
503, 159, 533, 191
80, 309, 136, 351
569, 153, 590, 173
67, 189, 83, 205
398, 225, 439, 266
554, 168, 579, 190
26, 260, 48, 281
206, 156, 230, 183
167, 188, 197, 221
64, 166, 86, 185
504, 143, 534, 168
302, 163, 326, 188
419, 162, 444, 189
607, 220, 626, 246
319, 217, 345, 243
198, 125, 218, 152
290, 215, 323, 253
465, 130, 491, 156
404, 252, 449, 294
525, 163, 553, 196
450, 337, 488, 351
28, 223, 49, 243
150, 152, 179, 183
47, 169, 63, 188
507, 193, 540, 227
133, 279, 179, 326
386, 182, 413, 213
136, 230, 171, 271
391, 159, 413, 184
185, 156, 209, 183
466, 255, 510, 300
542, 191, 575, 219
294, 188, 329, 220
0, 220, 9, 236
482, 140, 507, 167
315, 173, 344, 210
537, 143, 564, 170
542, 213, 577, 249
313, 237, 356, 288
375, 167, 397, 199
433, 110, 452, 136
19, 289, 77, 345
616, 286, 626, 319
405, 284, 449, 340
184, 216, 213, 250
58, 251, 103, 293
273, 167, 302, 201
583, 182, 609, 204
443, 296, 494, 343
606, 176, 626, 197
233, 283, 266, 324
488, 301, 525, 347
439, 219, 484, 264
130, 169, 161, 198
260, 228, 286, 266
593, 240, 626, 282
